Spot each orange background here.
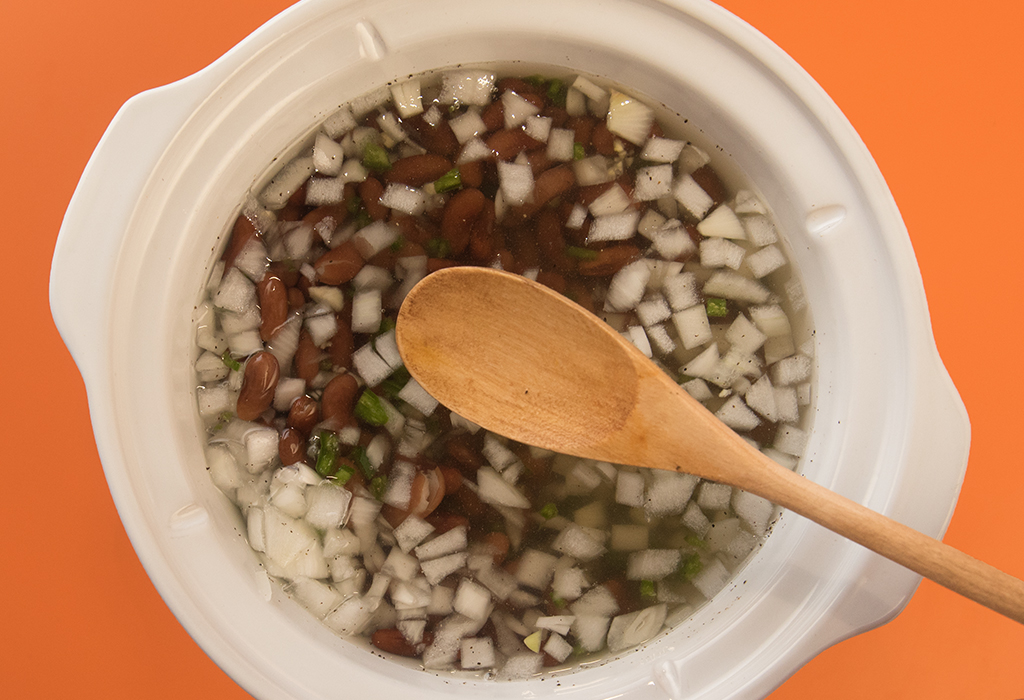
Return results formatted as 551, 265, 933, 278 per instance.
2, 0, 1022, 697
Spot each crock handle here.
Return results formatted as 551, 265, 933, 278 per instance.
49, 78, 212, 376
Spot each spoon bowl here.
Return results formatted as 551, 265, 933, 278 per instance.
397, 266, 1024, 625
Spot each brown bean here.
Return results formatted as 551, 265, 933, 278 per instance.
481, 100, 504, 132
425, 512, 470, 534
384, 154, 453, 187
313, 241, 364, 285
567, 115, 595, 149
287, 395, 320, 435
358, 177, 388, 220
371, 628, 433, 657
469, 199, 496, 263
236, 352, 280, 421
535, 209, 575, 274
294, 330, 321, 384
441, 188, 485, 255
439, 466, 463, 495
536, 270, 567, 294
222, 214, 260, 270
287, 287, 306, 311
591, 123, 616, 156
690, 164, 728, 206
321, 373, 359, 425
327, 319, 353, 370
577, 245, 641, 277
518, 165, 575, 217
302, 203, 348, 232
404, 115, 458, 157
279, 428, 305, 465
458, 160, 484, 189
257, 274, 289, 342
482, 532, 510, 566
486, 129, 540, 161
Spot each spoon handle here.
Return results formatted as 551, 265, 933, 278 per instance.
744, 457, 1024, 624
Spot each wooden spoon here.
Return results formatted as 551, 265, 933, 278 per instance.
396, 266, 1024, 624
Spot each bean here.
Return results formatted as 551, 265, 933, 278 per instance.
327, 319, 353, 370
313, 241, 364, 285
486, 129, 541, 161
591, 123, 616, 156
236, 351, 280, 421
371, 628, 433, 657
294, 330, 321, 384
222, 214, 259, 270
424, 512, 470, 534
690, 164, 728, 206
302, 202, 348, 231
536, 270, 567, 294
535, 208, 575, 274
403, 115, 458, 157
441, 188, 484, 255
439, 466, 463, 495
458, 160, 483, 189
278, 428, 305, 465
518, 165, 574, 217
321, 373, 359, 425
286, 395, 320, 435
576, 245, 641, 277
287, 287, 306, 311
468, 200, 496, 263
358, 177, 388, 220
481, 100, 504, 132
384, 154, 453, 187
257, 274, 289, 342
481, 531, 510, 566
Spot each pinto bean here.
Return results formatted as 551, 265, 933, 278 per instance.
536, 270, 567, 294
441, 188, 485, 255
458, 160, 484, 189
236, 352, 280, 421
469, 199, 496, 263
384, 154, 453, 187
287, 287, 306, 311
535, 209, 574, 274
257, 274, 289, 342
404, 115, 458, 157
279, 428, 305, 466
222, 214, 259, 270
439, 466, 463, 495
481, 100, 504, 132
286, 395, 320, 435
371, 628, 433, 657
321, 373, 359, 425
358, 177, 388, 220
591, 123, 616, 156
294, 330, 321, 384
485, 129, 541, 161
690, 164, 728, 206
328, 319, 354, 370
576, 245, 641, 277
313, 241, 364, 285
481, 532, 510, 566
518, 165, 575, 217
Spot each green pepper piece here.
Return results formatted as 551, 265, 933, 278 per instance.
354, 390, 389, 426
362, 142, 391, 172
220, 350, 242, 372
565, 246, 598, 261
573, 142, 586, 160
705, 297, 728, 317
315, 430, 340, 478
433, 168, 462, 194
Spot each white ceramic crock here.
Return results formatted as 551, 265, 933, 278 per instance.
50, 0, 970, 698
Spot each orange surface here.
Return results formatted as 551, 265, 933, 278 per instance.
2, 0, 1022, 697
